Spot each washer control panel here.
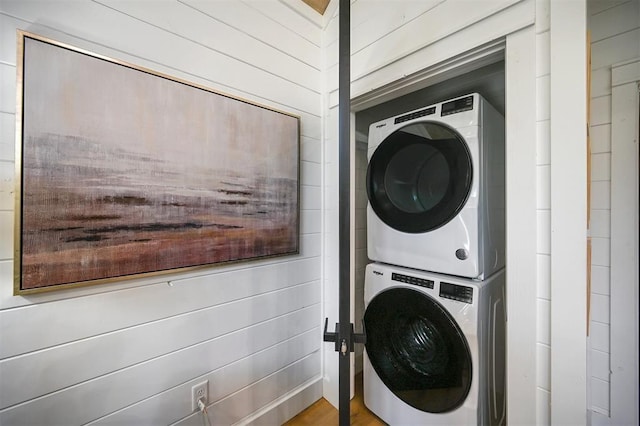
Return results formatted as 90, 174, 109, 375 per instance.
392, 272, 434, 289
394, 106, 436, 124
439, 282, 474, 304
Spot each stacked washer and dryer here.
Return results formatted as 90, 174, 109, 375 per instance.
363, 93, 506, 425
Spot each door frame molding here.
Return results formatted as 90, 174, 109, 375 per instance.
549, 1, 588, 423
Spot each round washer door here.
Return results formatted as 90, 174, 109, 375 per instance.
367, 122, 472, 233
364, 287, 472, 413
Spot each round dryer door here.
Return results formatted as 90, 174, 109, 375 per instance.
364, 287, 472, 413
367, 122, 472, 233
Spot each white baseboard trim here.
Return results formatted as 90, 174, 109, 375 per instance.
238, 376, 323, 426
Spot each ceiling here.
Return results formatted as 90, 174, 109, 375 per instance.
301, 0, 330, 14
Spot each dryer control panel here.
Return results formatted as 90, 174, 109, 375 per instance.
439, 282, 474, 304
441, 95, 474, 116
392, 272, 434, 289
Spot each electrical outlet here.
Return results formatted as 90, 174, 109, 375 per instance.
191, 380, 208, 411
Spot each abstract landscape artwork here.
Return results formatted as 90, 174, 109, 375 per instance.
14, 32, 299, 294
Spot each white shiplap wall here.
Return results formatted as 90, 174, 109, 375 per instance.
587, 0, 640, 421
0, 1, 323, 425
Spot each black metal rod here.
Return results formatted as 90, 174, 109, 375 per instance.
338, 0, 351, 425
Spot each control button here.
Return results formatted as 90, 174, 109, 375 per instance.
456, 249, 469, 260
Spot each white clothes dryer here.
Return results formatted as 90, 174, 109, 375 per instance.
363, 262, 506, 425
366, 93, 504, 279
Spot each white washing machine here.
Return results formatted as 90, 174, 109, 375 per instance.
367, 93, 504, 279
363, 262, 506, 426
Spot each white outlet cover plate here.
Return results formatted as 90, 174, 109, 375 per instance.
191, 380, 209, 411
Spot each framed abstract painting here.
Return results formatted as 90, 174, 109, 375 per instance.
14, 31, 299, 294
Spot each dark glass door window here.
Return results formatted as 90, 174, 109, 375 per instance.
364, 287, 472, 413
367, 122, 472, 233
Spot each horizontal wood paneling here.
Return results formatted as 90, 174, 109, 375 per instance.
591, 293, 611, 324
184, 0, 321, 67
175, 353, 320, 426
301, 209, 322, 235
353, 0, 520, 77
0, 63, 15, 113
0, 13, 23, 63
0, 256, 321, 312
591, 67, 611, 98
0, 3, 320, 116
0, 16, 322, 143
591, 377, 610, 413
591, 180, 611, 210
591, 95, 612, 125
590, 123, 611, 153
0, 113, 14, 162
611, 58, 640, 84
590, 321, 610, 353
325, 0, 519, 71
0, 160, 12, 211
242, 0, 323, 45
301, 185, 322, 211
591, 349, 611, 382
591, 152, 611, 181
301, 136, 322, 164
0, 211, 12, 258
0, 306, 320, 425
587, 5, 639, 416
89, 330, 320, 425
0, 0, 322, 424
590, 29, 640, 70
327, 0, 534, 106
590, 210, 611, 239
95, 0, 321, 91
0, 255, 320, 357
301, 161, 322, 186
589, 0, 627, 16
589, 0, 639, 43
349, 0, 443, 54
0, 282, 320, 408
591, 264, 611, 295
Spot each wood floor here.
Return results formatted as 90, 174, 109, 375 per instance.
284, 373, 387, 426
